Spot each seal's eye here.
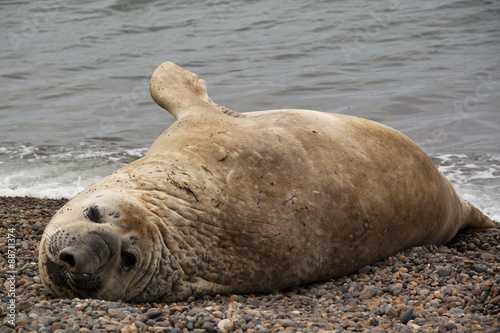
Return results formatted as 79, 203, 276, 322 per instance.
84, 205, 101, 223
121, 252, 137, 271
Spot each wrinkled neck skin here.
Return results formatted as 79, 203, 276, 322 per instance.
101, 156, 225, 302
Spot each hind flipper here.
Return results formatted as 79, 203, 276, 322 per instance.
459, 198, 497, 229
149, 62, 237, 120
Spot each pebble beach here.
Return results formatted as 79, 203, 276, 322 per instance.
1, 196, 499, 332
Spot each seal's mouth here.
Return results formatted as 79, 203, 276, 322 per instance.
67, 272, 102, 290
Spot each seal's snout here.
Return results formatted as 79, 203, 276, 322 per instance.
58, 247, 98, 275
58, 247, 99, 290
65, 230, 117, 270
44, 226, 121, 292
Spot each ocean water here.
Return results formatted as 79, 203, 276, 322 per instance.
1, 0, 499, 221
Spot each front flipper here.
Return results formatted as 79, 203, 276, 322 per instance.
149, 62, 238, 120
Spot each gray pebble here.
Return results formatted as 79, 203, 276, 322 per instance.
401, 307, 414, 324
145, 319, 156, 326
37, 316, 59, 327
389, 284, 403, 295
474, 265, 487, 273
146, 309, 163, 319
384, 305, 393, 315
166, 329, 180, 333
449, 308, 464, 315
274, 293, 285, 300
111, 311, 127, 320
480, 253, 493, 260
201, 321, 216, 332
280, 319, 296, 328
342, 293, 353, 299
31, 224, 42, 231
212, 311, 224, 319
419, 289, 430, 296
437, 268, 451, 277
134, 321, 147, 330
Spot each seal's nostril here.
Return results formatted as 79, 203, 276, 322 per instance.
59, 249, 76, 268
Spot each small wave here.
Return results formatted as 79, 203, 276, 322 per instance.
0, 143, 147, 200
0, 174, 91, 199
432, 153, 500, 222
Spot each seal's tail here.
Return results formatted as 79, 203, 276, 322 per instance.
460, 198, 497, 229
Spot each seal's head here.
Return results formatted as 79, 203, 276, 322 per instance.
38, 193, 180, 302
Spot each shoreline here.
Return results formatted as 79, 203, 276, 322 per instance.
1, 196, 498, 332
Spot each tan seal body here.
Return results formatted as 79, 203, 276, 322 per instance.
39, 62, 495, 303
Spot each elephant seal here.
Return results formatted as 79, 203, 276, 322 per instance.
39, 62, 495, 303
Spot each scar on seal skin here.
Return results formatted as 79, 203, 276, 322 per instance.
39, 62, 496, 303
